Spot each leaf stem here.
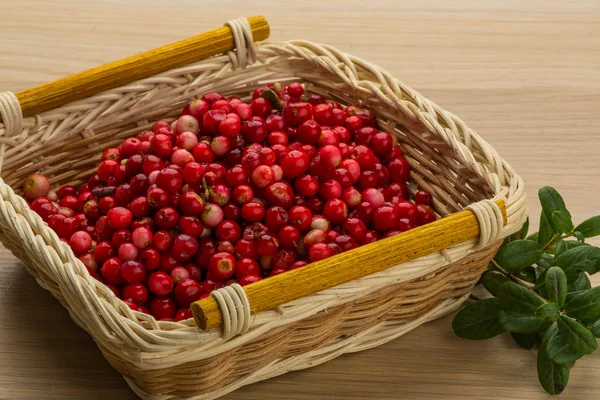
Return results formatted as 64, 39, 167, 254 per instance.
490, 260, 536, 289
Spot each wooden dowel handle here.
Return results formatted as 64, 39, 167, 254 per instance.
192, 200, 507, 331
13, 16, 270, 118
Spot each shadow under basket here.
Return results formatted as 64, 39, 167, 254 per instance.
0, 17, 527, 400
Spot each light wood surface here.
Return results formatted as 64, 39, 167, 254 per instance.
1, 1, 599, 399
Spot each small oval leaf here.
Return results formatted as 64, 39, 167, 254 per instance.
545, 267, 568, 307
567, 273, 591, 293
452, 298, 505, 340
511, 332, 539, 349
552, 211, 574, 234
498, 282, 545, 315
557, 316, 598, 354
564, 287, 600, 320
593, 320, 600, 338
260, 89, 283, 110
575, 216, 600, 238
500, 310, 550, 333
481, 270, 510, 297
536, 302, 560, 321
495, 240, 542, 272
537, 346, 570, 395
542, 322, 584, 365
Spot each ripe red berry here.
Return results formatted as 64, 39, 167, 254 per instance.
139, 248, 160, 271
235, 258, 261, 280
148, 271, 174, 295
241, 116, 268, 143
414, 190, 433, 206
241, 202, 265, 223
174, 279, 202, 306
319, 145, 342, 169
297, 120, 321, 144
322, 199, 348, 225
341, 218, 367, 242
251, 165, 275, 188
309, 243, 333, 262
208, 252, 236, 280
416, 204, 437, 226
277, 225, 301, 249
149, 296, 176, 320
118, 243, 139, 261
280, 150, 309, 179
120, 260, 146, 284
283, 102, 312, 127
373, 205, 399, 232
257, 234, 279, 257
156, 168, 183, 193
239, 275, 262, 286
122, 283, 148, 305
101, 257, 125, 285
288, 206, 312, 232
319, 179, 343, 200
155, 207, 179, 230
388, 158, 411, 183
107, 207, 132, 230
69, 231, 92, 254
264, 181, 294, 208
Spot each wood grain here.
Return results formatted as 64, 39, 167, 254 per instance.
1, 0, 599, 399
14, 16, 269, 117
193, 201, 506, 330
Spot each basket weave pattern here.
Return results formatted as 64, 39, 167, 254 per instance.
0, 20, 526, 399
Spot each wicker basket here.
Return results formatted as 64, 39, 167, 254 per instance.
0, 17, 527, 399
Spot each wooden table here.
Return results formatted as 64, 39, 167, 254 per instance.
1, 1, 599, 399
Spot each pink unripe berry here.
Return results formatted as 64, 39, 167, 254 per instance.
23, 173, 50, 200
118, 243, 139, 261
175, 115, 200, 134
132, 227, 153, 249
171, 149, 194, 166
177, 131, 199, 150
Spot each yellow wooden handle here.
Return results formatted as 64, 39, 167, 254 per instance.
192, 200, 506, 330
14, 16, 270, 118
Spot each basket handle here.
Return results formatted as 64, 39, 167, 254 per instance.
12, 16, 269, 118
192, 199, 507, 332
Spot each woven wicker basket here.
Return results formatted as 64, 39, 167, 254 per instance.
0, 17, 527, 399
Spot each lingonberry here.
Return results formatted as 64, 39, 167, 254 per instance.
95, 216, 114, 240
148, 271, 174, 295
288, 206, 312, 232
297, 120, 321, 144
256, 234, 279, 257
106, 207, 132, 230
122, 283, 148, 305
215, 220, 242, 242
175, 115, 200, 135
83, 199, 100, 221
414, 190, 433, 206
396, 202, 418, 224
179, 192, 204, 216
373, 205, 399, 232
233, 258, 259, 280
176, 215, 203, 237
350, 145, 377, 170
128, 196, 149, 217
204, 163, 227, 184
233, 239, 256, 260
341, 187, 362, 209
293, 174, 318, 197
118, 243, 139, 261
156, 168, 183, 193
68, 231, 92, 254
170, 233, 198, 262
241, 202, 265, 223
30, 198, 57, 221
208, 252, 236, 280
307, 93, 325, 106
341, 218, 367, 242
149, 134, 172, 159
319, 179, 343, 200
388, 158, 411, 183
153, 206, 178, 230
277, 225, 301, 249
140, 248, 160, 271
210, 136, 230, 158
322, 199, 348, 225
362, 230, 380, 244
57, 184, 76, 198
416, 204, 437, 226
264, 181, 294, 208
149, 296, 176, 320
200, 203, 224, 228
184, 263, 202, 281
361, 188, 385, 208
97, 160, 118, 182
121, 138, 142, 157
120, 260, 145, 284
101, 257, 125, 286
146, 187, 168, 209
239, 275, 262, 286
234, 102, 253, 120
312, 103, 333, 126
305, 196, 325, 213
111, 229, 131, 247
318, 145, 342, 169
271, 249, 296, 270
114, 184, 133, 206
308, 243, 333, 262
284, 102, 312, 127
217, 240, 235, 254
303, 229, 327, 247
192, 142, 214, 163
94, 241, 115, 265
287, 82, 304, 97
171, 149, 194, 167
211, 100, 233, 113
219, 115, 242, 138
250, 97, 272, 118
174, 279, 202, 307
333, 234, 358, 252
241, 116, 268, 143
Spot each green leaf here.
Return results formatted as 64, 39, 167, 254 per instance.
494, 240, 542, 272
562, 240, 589, 251
575, 216, 600, 238
552, 211, 574, 234
511, 332, 539, 349
536, 303, 561, 321
564, 287, 600, 320
538, 211, 555, 247
593, 320, 600, 338
509, 217, 530, 242
539, 186, 568, 232
567, 273, 591, 293
545, 267, 568, 307
500, 310, 551, 333
574, 231, 586, 242
542, 322, 584, 365
515, 266, 536, 283
557, 316, 598, 354
498, 282, 545, 314
537, 346, 570, 395
527, 231, 539, 242
480, 270, 510, 297
556, 246, 600, 278
260, 89, 283, 110
452, 298, 505, 340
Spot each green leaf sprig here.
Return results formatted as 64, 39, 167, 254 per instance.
452, 187, 600, 395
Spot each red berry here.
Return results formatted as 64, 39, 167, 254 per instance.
148, 271, 173, 295
322, 199, 348, 225
241, 202, 265, 223
171, 233, 199, 262
373, 205, 399, 232
341, 218, 367, 242
118, 243, 139, 261
416, 204, 437, 226
288, 206, 312, 232
241, 116, 268, 143
257, 234, 279, 256
101, 257, 125, 285
414, 190, 433, 206
192, 143, 214, 163
297, 120, 321, 144
309, 243, 333, 262
313, 103, 333, 126
388, 158, 411, 183
149, 134, 173, 159
278, 225, 300, 249
341, 187, 362, 209
215, 220, 242, 242
180, 192, 204, 216
251, 165, 275, 188
350, 145, 377, 170
120, 260, 146, 284
319, 179, 342, 200
156, 168, 183, 193
122, 283, 148, 305
202, 109, 226, 133
149, 296, 176, 320
201, 203, 224, 228
208, 252, 236, 280
250, 98, 272, 118
174, 279, 202, 307
362, 230, 380, 244
97, 160, 118, 182
280, 150, 309, 179
219, 116, 242, 137
155, 207, 179, 230
303, 229, 327, 247
239, 275, 262, 286
171, 266, 191, 283
294, 174, 319, 197
107, 207, 132, 230
264, 182, 294, 208
57, 185, 76, 198
287, 82, 304, 97
94, 241, 115, 264
283, 102, 312, 127
235, 258, 261, 280
139, 248, 160, 271
319, 145, 342, 169
333, 234, 359, 252
69, 231, 92, 254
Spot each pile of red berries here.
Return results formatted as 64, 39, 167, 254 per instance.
24, 82, 437, 322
